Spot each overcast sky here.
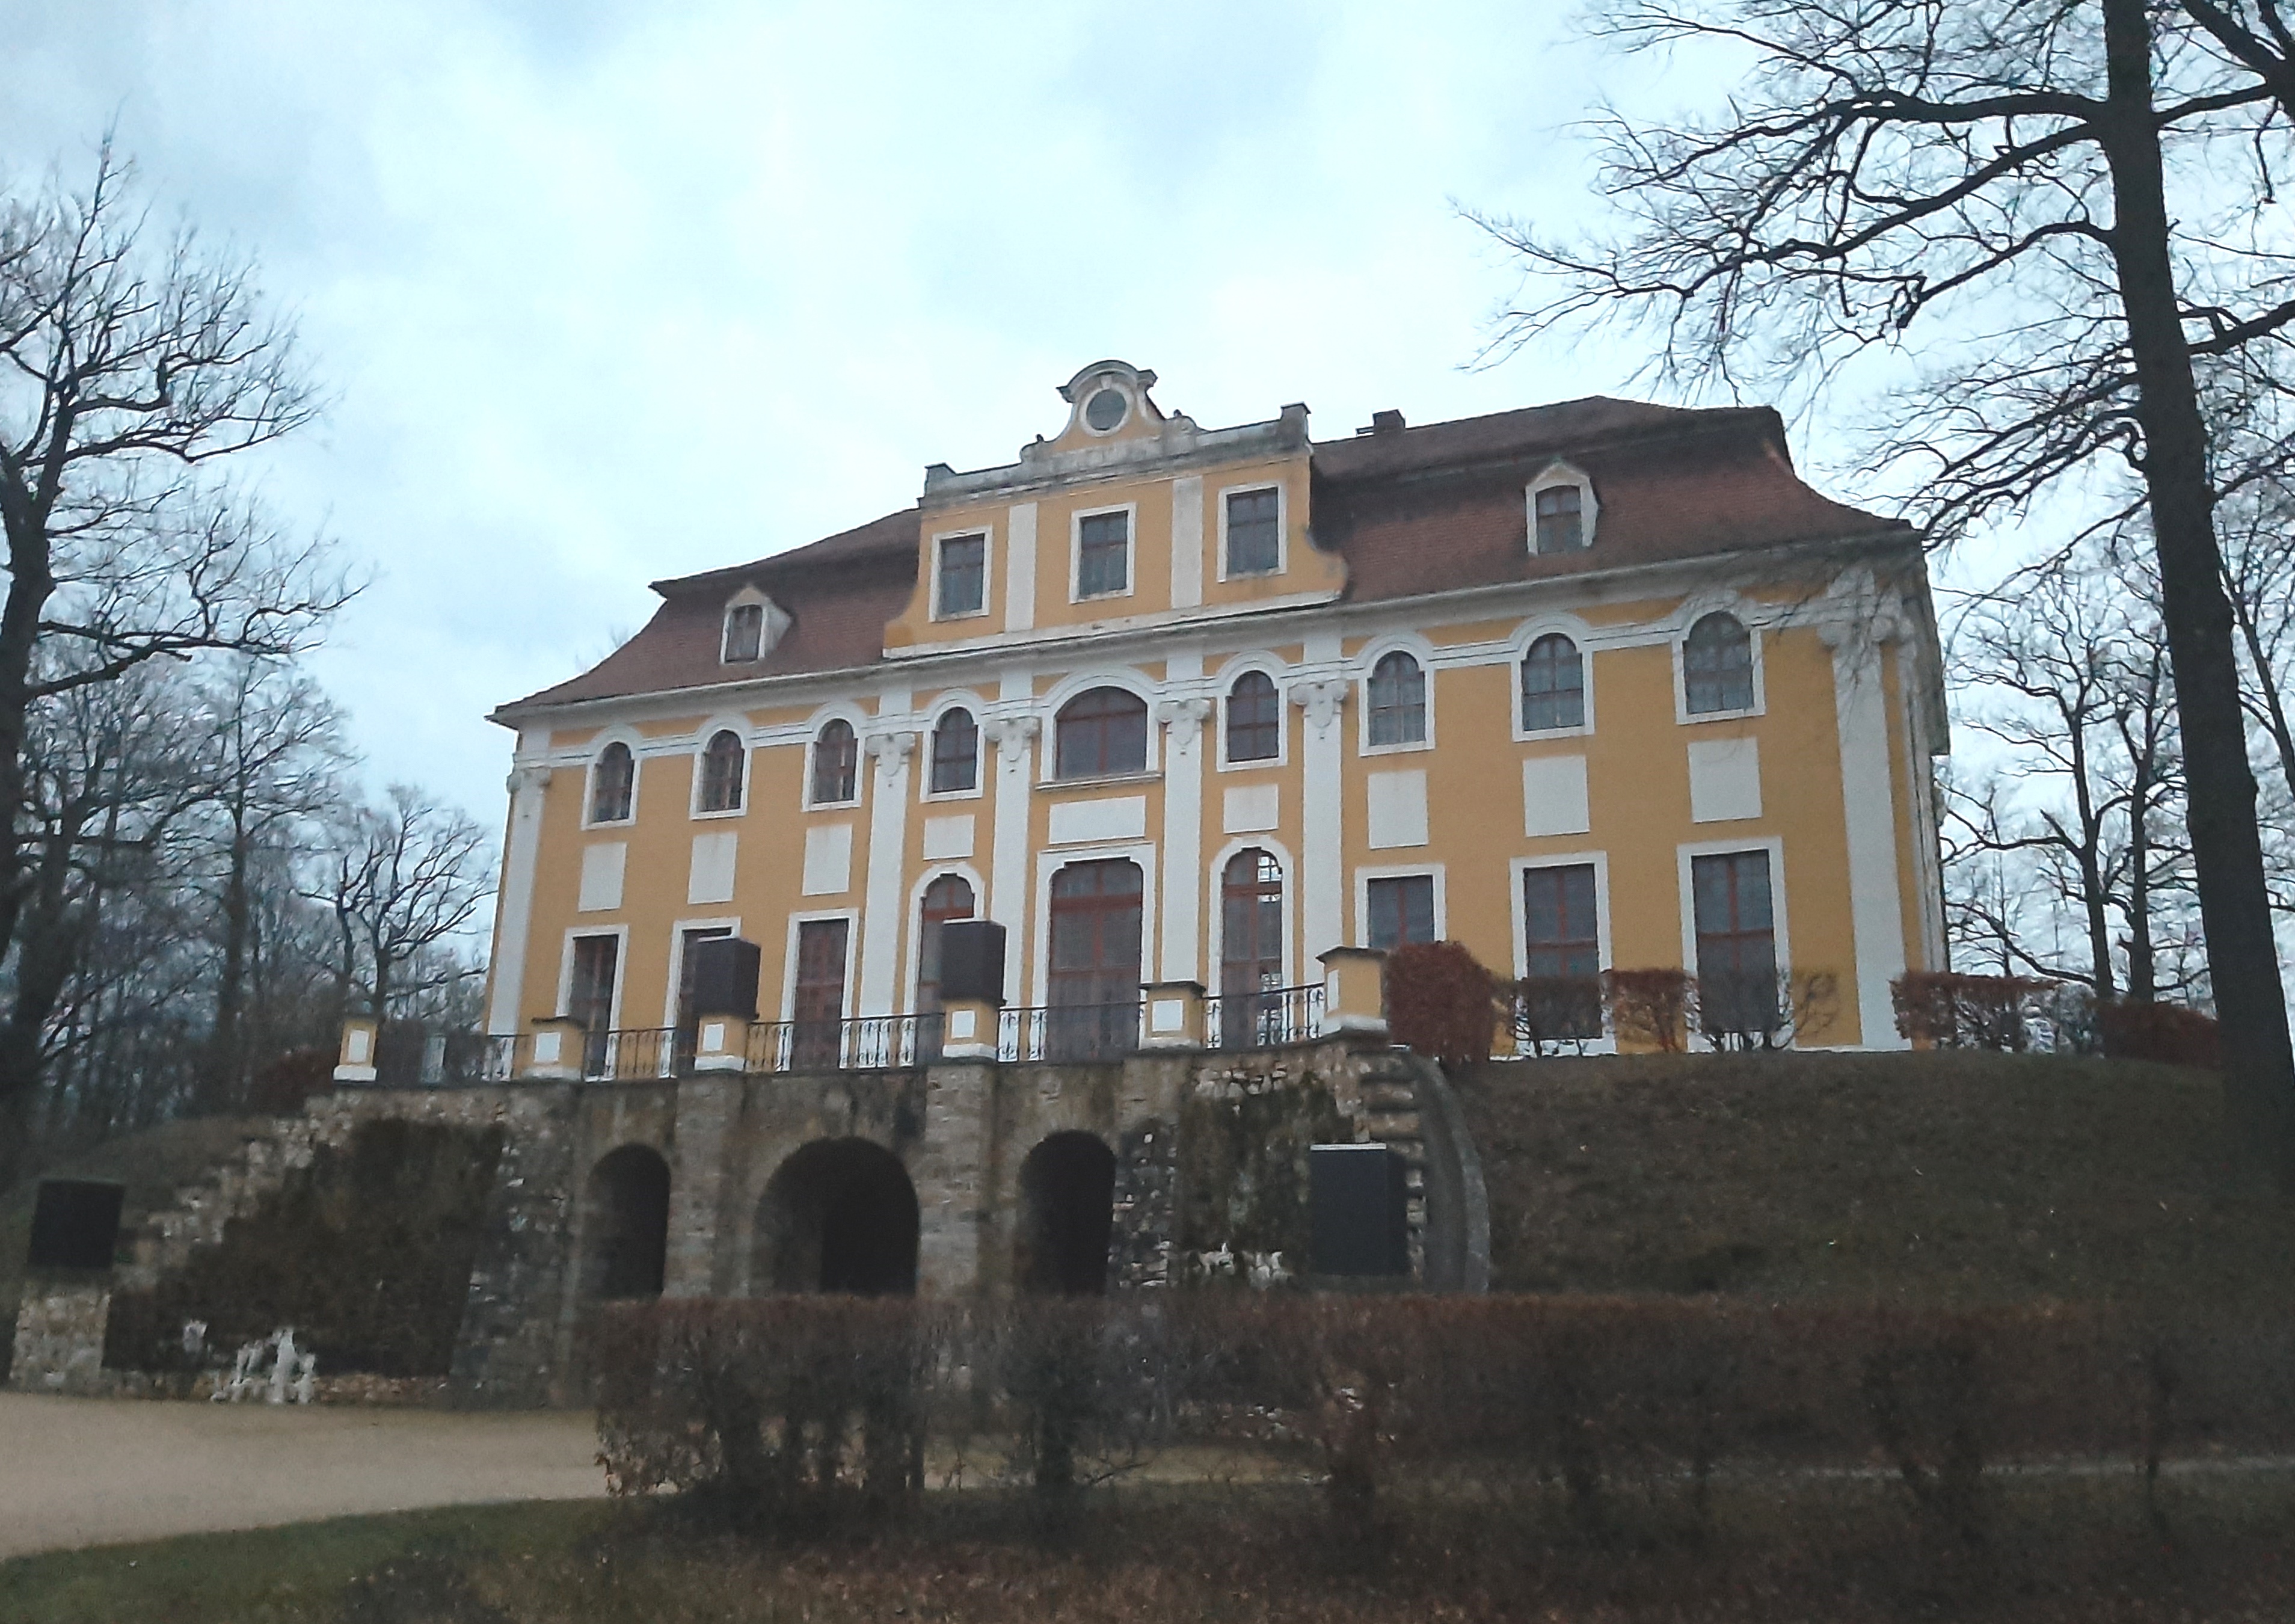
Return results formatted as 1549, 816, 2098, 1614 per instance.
1, 1, 1885, 835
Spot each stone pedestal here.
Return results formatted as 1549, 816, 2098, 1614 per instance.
333, 1016, 379, 1083
1139, 981, 1206, 1049
1318, 947, 1390, 1038
937, 996, 999, 1060
691, 1012, 751, 1072
522, 1016, 587, 1080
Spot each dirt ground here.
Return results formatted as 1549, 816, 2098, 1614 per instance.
0, 1392, 606, 1558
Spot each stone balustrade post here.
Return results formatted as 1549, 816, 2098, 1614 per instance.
333, 1015, 379, 1083
690, 1012, 752, 1073
523, 1016, 587, 1080
1317, 947, 1390, 1038
937, 996, 1000, 1061
1139, 980, 1207, 1050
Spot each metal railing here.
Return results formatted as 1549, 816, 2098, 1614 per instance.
371, 1022, 516, 1087
745, 1013, 932, 1074
1203, 983, 1326, 1050
996, 1001, 1145, 1063
578, 1026, 682, 1081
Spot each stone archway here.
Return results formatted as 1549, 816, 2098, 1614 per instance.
582, 1144, 671, 1301
755, 1137, 920, 1295
1016, 1131, 1117, 1296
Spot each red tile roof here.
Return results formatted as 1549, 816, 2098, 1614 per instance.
496, 396, 1905, 717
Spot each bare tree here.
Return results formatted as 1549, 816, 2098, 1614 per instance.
1482, 2, 2295, 1185
309, 785, 493, 1021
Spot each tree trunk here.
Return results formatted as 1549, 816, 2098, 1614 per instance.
204, 822, 254, 1111
2102, 0, 2295, 1189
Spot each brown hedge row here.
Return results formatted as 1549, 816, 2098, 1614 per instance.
595, 1294, 2295, 1542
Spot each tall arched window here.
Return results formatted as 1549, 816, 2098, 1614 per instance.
1366, 651, 1427, 746
1684, 612, 1756, 715
914, 873, 977, 1017
698, 729, 745, 812
811, 718, 859, 805
1054, 686, 1149, 778
1220, 849, 1285, 1048
930, 707, 978, 794
1519, 634, 1586, 732
590, 742, 634, 823
1225, 670, 1279, 763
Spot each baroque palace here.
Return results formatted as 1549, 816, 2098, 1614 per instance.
484, 360, 1947, 1071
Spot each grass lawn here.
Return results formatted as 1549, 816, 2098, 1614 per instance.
1457, 1051, 2295, 1305
5, 1471, 2294, 1623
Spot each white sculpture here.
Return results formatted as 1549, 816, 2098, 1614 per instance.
209, 1327, 318, 1404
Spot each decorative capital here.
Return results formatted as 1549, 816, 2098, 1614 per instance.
987, 715, 1042, 754
1286, 678, 1348, 733
1154, 696, 1213, 746
506, 764, 551, 798
863, 729, 918, 780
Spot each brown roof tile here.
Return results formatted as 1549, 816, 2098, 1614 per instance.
495, 398, 1905, 719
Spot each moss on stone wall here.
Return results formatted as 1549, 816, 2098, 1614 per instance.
1175, 1072, 1350, 1284
104, 1119, 503, 1377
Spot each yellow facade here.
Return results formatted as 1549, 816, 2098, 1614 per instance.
487, 361, 1947, 1057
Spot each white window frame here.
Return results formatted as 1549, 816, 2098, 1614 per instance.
929, 527, 992, 622
1525, 459, 1599, 556
580, 730, 644, 829
1674, 599, 1768, 724
902, 863, 986, 1015
920, 695, 989, 803
1069, 501, 1138, 604
1215, 480, 1287, 582
689, 716, 754, 820
1508, 852, 1614, 1055
1353, 863, 1448, 951
802, 706, 868, 811
1511, 617, 1597, 742
1206, 835, 1298, 993
1215, 656, 1291, 772
1037, 670, 1161, 784
780, 908, 861, 1023
660, 915, 742, 1029
1030, 842, 1160, 1007
1357, 636, 1437, 757
1676, 835, 1793, 1050
556, 924, 630, 1029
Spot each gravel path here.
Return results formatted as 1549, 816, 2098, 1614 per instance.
0, 1392, 606, 1558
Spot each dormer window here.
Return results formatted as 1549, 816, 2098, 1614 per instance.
1527, 463, 1597, 555
722, 602, 764, 662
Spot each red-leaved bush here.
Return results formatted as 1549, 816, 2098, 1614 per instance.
2098, 1000, 2222, 1069
1383, 940, 1499, 1068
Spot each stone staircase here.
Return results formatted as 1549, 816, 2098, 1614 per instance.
115, 1112, 339, 1292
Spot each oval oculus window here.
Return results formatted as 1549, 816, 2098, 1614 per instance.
1083, 387, 1128, 432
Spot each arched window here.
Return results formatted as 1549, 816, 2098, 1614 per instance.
930, 707, 978, 794
590, 742, 634, 823
1366, 651, 1426, 746
1519, 634, 1586, 732
1684, 612, 1756, 715
1224, 670, 1280, 763
811, 718, 859, 805
914, 873, 976, 1017
698, 729, 745, 813
1054, 686, 1149, 778
1220, 849, 1285, 1048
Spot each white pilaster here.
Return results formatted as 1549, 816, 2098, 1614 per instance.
858, 728, 917, 1016
1291, 675, 1350, 960
1170, 475, 1204, 609
1823, 585, 1911, 1048
1155, 697, 1211, 981
486, 763, 551, 1035
1004, 502, 1037, 633
986, 714, 1040, 1004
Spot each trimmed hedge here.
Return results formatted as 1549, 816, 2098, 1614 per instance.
595, 1294, 2295, 1542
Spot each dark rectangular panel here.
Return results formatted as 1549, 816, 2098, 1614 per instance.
27, 1180, 126, 1272
1309, 1145, 1409, 1278
937, 919, 1007, 1005
687, 936, 761, 1021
